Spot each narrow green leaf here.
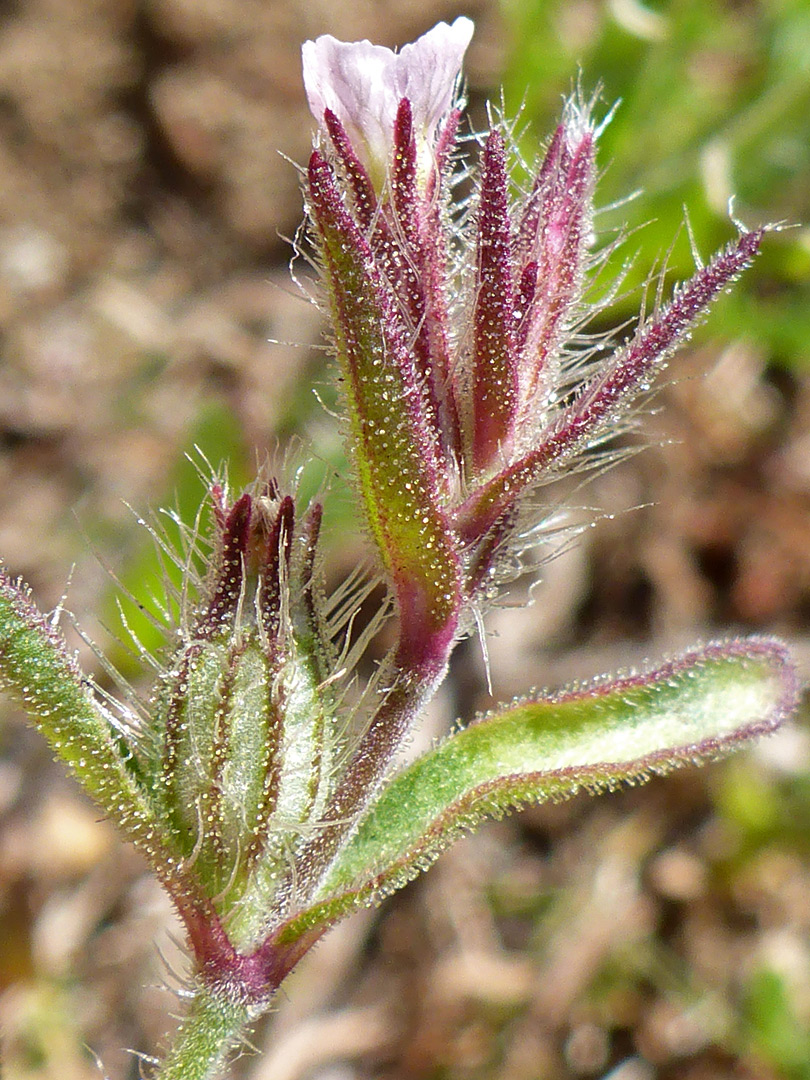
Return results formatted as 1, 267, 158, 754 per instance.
279, 640, 795, 939
0, 568, 175, 874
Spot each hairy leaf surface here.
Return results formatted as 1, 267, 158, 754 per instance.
279, 640, 796, 940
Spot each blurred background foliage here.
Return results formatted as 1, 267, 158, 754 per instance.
501, 0, 810, 367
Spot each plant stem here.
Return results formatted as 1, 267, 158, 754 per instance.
153, 986, 256, 1080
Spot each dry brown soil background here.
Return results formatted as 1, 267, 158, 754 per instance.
0, 1, 809, 1078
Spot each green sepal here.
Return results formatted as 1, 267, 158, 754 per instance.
276, 639, 795, 941
307, 151, 462, 658
157, 639, 281, 892
222, 636, 337, 952
153, 624, 337, 949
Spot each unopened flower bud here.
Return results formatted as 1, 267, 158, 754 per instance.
152, 485, 336, 940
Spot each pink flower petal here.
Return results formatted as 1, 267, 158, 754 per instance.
302, 18, 473, 180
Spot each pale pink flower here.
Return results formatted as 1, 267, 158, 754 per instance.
302, 17, 473, 186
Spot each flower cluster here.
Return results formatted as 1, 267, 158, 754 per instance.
303, 17, 763, 709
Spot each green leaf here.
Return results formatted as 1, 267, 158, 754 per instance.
278, 640, 795, 940
0, 568, 177, 879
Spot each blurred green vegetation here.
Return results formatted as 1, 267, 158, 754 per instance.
100, 392, 354, 679
500, 0, 810, 368
744, 968, 810, 1078
100, 397, 252, 676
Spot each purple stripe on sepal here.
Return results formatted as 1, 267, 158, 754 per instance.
323, 108, 379, 231
307, 150, 462, 655
391, 98, 418, 233
468, 131, 519, 473
198, 492, 252, 637
512, 123, 567, 270
517, 127, 595, 415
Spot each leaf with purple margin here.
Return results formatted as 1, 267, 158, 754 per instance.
277, 640, 796, 942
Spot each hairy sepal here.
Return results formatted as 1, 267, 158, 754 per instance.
517, 122, 596, 421
468, 130, 519, 473
276, 639, 795, 940
149, 488, 340, 950
308, 151, 462, 663
455, 229, 764, 544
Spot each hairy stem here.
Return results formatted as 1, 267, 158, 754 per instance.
285, 658, 447, 903
151, 987, 256, 1080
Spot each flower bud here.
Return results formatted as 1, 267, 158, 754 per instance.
152, 485, 336, 941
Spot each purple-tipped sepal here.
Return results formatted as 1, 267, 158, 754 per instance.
307, 148, 463, 673
454, 227, 764, 547
304, 49, 768, 610
154, 482, 337, 924
466, 131, 519, 473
